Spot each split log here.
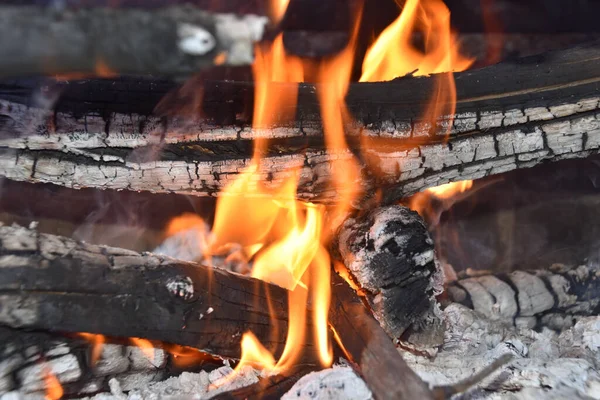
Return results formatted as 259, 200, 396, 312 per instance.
337, 205, 445, 348
0, 224, 306, 360
328, 272, 434, 400
1, 42, 600, 203
446, 263, 600, 331
0, 5, 268, 78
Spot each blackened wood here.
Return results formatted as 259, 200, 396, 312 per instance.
2, 43, 600, 202
337, 205, 444, 346
0, 224, 311, 360
328, 272, 434, 400
0, 5, 266, 78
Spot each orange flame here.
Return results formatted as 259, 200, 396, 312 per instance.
43, 367, 63, 400
77, 333, 105, 367
409, 180, 473, 218
360, 0, 473, 137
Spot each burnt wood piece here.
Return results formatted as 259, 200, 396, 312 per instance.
328, 272, 434, 400
0, 224, 313, 361
2, 43, 600, 203
446, 263, 600, 331
337, 205, 445, 346
0, 5, 267, 78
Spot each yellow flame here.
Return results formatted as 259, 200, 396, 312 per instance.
409, 180, 473, 217
360, 0, 473, 138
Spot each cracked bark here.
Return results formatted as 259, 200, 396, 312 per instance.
1, 42, 600, 203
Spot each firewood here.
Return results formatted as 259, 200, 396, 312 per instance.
0, 224, 309, 360
337, 205, 445, 348
0, 42, 600, 203
328, 272, 434, 400
0, 5, 268, 78
446, 263, 600, 331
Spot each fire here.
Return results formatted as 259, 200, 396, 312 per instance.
409, 180, 473, 219
426, 180, 473, 199
360, 0, 473, 137
360, 0, 472, 81
164, 344, 216, 368
43, 367, 63, 400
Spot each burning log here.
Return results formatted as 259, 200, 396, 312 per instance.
0, 224, 307, 360
0, 5, 268, 78
0, 42, 599, 203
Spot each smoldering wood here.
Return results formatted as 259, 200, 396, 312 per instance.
0, 224, 313, 361
328, 272, 434, 400
0, 5, 267, 78
1, 43, 600, 203
446, 263, 600, 331
337, 205, 445, 347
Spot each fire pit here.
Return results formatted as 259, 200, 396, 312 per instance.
1, 0, 600, 399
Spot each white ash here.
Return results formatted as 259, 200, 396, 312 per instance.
281, 365, 372, 400
78, 364, 261, 400
404, 303, 600, 399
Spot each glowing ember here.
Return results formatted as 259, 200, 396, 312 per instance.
43, 366, 63, 400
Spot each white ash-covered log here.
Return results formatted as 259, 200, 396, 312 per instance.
446, 263, 600, 331
0, 42, 600, 203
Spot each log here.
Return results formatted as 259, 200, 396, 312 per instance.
446, 262, 600, 331
328, 271, 434, 400
0, 224, 307, 360
0, 5, 268, 78
1, 42, 600, 203
337, 205, 445, 348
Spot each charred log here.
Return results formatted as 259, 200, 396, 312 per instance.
1, 43, 600, 203
337, 205, 445, 346
0, 5, 267, 79
0, 224, 309, 361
